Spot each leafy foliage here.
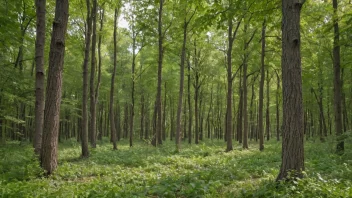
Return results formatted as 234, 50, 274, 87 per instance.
0, 138, 351, 197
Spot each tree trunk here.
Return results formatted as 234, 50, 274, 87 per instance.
259, 19, 266, 151
81, 0, 92, 158
332, 0, 344, 153
154, 0, 164, 147
34, 0, 46, 155
110, 8, 118, 150
89, 0, 97, 148
226, 17, 241, 151
187, 59, 192, 144
266, 70, 270, 141
96, 5, 104, 141
275, 70, 280, 141
277, 0, 304, 181
176, 18, 188, 152
40, 0, 69, 175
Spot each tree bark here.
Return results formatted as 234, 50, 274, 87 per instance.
40, 0, 69, 175
176, 18, 188, 152
81, 0, 92, 158
154, 0, 164, 147
110, 8, 118, 150
332, 0, 344, 151
187, 58, 192, 144
89, 0, 97, 148
34, 0, 46, 155
259, 19, 266, 151
277, 0, 304, 181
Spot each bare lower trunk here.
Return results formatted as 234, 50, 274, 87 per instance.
89, 0, 98, 148
40, 0, 69, 175
110, 8, 119, 150
34, 0, 46, 155
81, 0, 92, 158
259, 19, 265, 150
277, 0, 304, 181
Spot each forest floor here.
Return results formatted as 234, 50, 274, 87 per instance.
0, 137, 351, 197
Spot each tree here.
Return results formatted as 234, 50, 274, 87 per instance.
258, 19, 266, 151
33, 0, 46, 155
81, 0, 92, 158
40, 0, 69, 175
110, 7, 119, 150
225, 2, 241, 152
175, 0, 195, 152
332, 0, 344, 154
89, 0, 98, 148
277, 0, 305, 181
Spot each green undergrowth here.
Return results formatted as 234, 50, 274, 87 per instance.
0, 137, 351, 197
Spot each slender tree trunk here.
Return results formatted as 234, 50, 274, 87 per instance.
34, 0, 46, 155
266, 70, 270, 141
277, 0, 304, 181
81, 0, 92, 158
176, 18, 188, 152
187, 59, 192, 144
226, 17, 241, 151
89, 0, 97, 148
96, 5, 104, 141
110, 8, 118, 150
40, 0, 69, 175
275, 70, 280, 141
332, 0, 344, 153
154, 0, 164, 147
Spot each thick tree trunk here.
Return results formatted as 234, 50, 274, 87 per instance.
81, 0, 92, 158
40, 0, 69, 175
89, 0, 97, 148
259, 19, 266, 150
277, 0, 304, 181
34, 0, 46, 155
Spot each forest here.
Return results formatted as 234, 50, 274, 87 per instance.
0, 0, 351, 197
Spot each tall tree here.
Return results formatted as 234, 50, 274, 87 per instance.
81, 0, 92, 158
40, 0, 69, 175
154, 0, 164, 146
110, 7, 119, 150
225, 5, 241, 152
33, 0, 46, 155
332, 0, 344, 153
175, 1, 195, 152
89, 0, 98, 148
277, 0, 305, 180
259, 19, 266, 151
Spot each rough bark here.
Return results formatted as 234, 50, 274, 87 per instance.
34, 0, 46, 155
40, 0, 69, 175
266, 70, 270, 141
277, 0, 304, 181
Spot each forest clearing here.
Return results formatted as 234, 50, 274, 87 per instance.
1, 0, 352, 197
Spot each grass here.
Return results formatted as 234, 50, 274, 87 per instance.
0, 137, 351, 197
